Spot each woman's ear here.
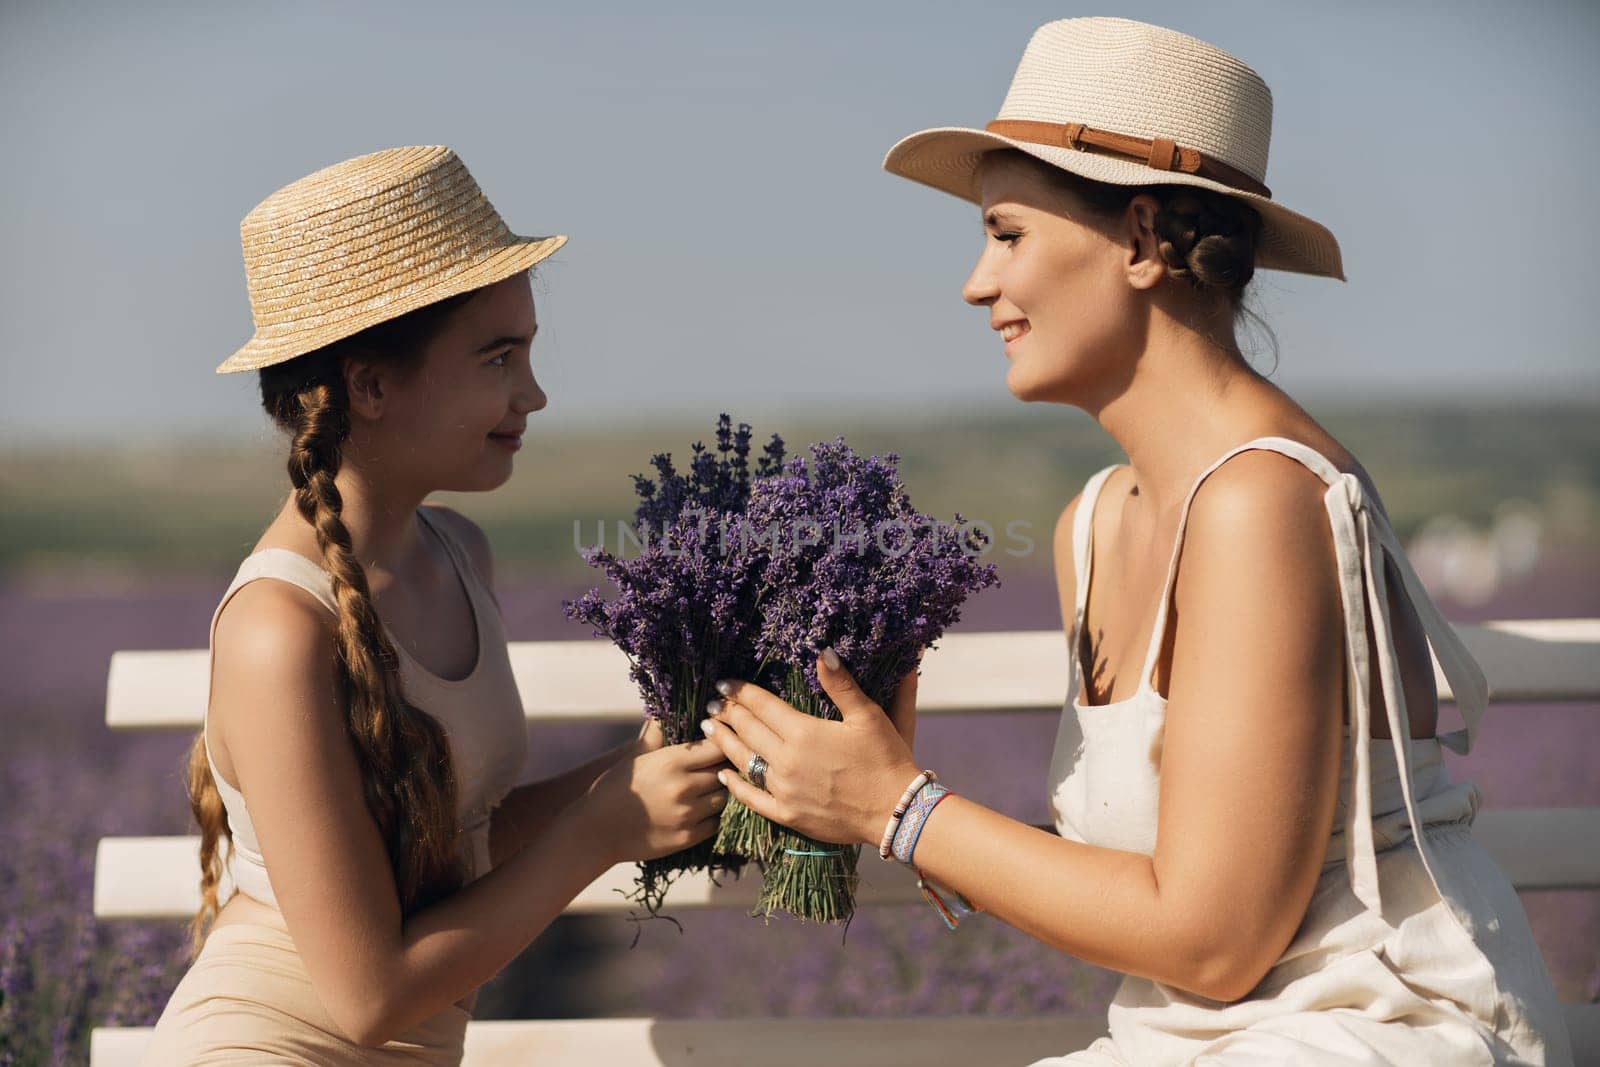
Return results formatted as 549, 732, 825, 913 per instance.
1123, 194, 1166, 292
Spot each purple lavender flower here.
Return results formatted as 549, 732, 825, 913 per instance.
628, 414, 783, 539
0, 917, 36, 1061
568, 424, 998, 925
564, 416, 786, 917
713, 439, 1001, 923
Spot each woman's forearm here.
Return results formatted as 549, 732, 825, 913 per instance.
907, 796, 1244, 1000
349, 795, 618, 1044
488, 735, 639, 866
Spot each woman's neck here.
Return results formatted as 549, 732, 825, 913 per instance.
1086, 331, 1290, 517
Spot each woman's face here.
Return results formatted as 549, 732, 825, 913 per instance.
962, 153, 1143, 405
351, 272, 547, 494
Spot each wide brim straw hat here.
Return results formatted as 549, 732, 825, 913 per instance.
883, 17, 1344, 281
217, 145, 567, 374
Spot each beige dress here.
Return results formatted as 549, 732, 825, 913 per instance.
1038, 437, 1572, 1066
143, 506, 528, 1065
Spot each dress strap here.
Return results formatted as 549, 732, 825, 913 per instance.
1274, 437, 1487, 921
1071, 464, 1125, 622
206, 549, 337, 650
1144, 434, 1489, 920
418, 505, 501, 615
202, 546, 340, 806
1134, 440, 1277, 692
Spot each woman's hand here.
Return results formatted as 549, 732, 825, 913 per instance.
699, 648, 922, 847
581, 736, 729, 864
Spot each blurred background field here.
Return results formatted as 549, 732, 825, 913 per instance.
3, 402, 1597, 1060
7, 401, 1598, 583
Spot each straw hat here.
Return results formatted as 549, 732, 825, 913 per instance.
217, 145, 567, 374
883, 17, 1344, 280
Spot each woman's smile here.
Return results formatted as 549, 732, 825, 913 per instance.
997, 319, 1030, 356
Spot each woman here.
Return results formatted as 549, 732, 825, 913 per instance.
144, 146, 729, 1061
699, 18, 1572, 1065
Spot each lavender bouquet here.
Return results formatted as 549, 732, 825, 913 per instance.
712, 440, 1001, 924
567, 422, 1000, 927
563, 416, 786, 916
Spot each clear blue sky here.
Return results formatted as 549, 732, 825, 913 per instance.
3, 0, 1596, 445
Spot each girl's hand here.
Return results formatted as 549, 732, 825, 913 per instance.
700, 648, 921, 847
886, 658, 920, 749
632, 715, 668, 755
582, 737, 729, 864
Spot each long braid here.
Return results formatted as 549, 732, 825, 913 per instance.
286, 377, 465, 913
183, 735, 229, 957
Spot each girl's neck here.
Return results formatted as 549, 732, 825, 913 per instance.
274, 469, 429, 581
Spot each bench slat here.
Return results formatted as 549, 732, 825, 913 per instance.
89, 1001, 1600, 1067
93, 806, 1600, 921
1471, 808, 1600, 889
90, 1017, 1108, 1066
92, 837, 929, 920
1473, 619, 1600, 702
105, 621, 1600, 730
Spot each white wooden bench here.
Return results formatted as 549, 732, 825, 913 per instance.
92, 623, 1600, 1064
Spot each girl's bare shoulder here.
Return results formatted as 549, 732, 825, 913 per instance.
421, 503, 496, 587
208, 576, 342, 783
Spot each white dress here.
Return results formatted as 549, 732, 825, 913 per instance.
1036, 436, 1572, 1066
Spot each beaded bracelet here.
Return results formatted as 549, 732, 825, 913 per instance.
878, 768, 939, 860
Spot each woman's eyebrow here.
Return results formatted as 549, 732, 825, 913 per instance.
983, 209, 1020, 229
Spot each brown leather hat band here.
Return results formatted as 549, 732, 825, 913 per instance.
984, 119, 1272, 200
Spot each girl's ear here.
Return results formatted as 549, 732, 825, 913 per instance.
343, 355, 387, 420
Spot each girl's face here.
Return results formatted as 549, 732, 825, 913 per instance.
351, 272, 546, 494
962, 153, 1144, 406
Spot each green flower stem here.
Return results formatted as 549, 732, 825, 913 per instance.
708, 662, 870, 924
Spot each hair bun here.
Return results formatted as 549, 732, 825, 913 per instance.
1152, 189, 1262, 293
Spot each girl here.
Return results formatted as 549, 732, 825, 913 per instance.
144, 146, 729, 1061
698, 18, 1572, 1065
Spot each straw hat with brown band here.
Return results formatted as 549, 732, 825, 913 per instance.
217, 145, 567, 375
883, 17, 1345, 281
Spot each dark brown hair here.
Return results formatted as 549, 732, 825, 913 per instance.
184, 281, 495, 954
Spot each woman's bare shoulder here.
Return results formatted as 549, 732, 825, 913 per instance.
1177, 447, 1337, 566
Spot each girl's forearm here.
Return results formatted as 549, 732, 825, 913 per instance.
488, 735, 639, 865
906, 796, 1239, 1000
354, 795, 618, 1044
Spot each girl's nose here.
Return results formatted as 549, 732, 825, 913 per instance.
515, 371, 548, 415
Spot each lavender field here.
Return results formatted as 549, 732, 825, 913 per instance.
3, 407, 1598, 1060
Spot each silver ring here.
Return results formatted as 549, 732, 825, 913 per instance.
745, 752, 768, 792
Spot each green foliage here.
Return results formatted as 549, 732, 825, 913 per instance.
3, 403, 1595, 582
